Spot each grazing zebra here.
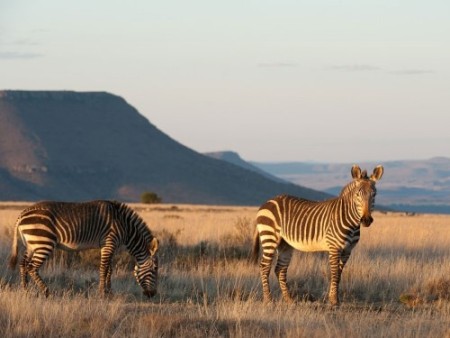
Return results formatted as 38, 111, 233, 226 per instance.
251, 165, 384, 306
9, 200, 159, 298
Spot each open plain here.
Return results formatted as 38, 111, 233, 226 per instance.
0, 202, 449, 337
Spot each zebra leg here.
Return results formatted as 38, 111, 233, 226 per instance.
105, 264, 112, 292
256, 223, 280, 303
259, 254, 274, 303
274, 239, 294, 303
99, 244, 115, 295
339, 253, 351, 276
28, 249, 52, 297
19, 252, 30, 289
328, 250, 342, 306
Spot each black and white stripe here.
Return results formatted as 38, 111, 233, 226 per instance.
9, 200, 159, 298
251, 165, 384, 305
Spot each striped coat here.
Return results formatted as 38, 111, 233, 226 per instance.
9, 200, 159, 298
252, 165, 384, 305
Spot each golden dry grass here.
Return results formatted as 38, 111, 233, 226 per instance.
0, 202, 449, 337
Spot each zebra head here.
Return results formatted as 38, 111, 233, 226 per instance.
349, 164, 384, 227
134, 237, 159, 298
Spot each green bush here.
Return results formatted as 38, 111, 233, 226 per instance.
140, 191, 162, 204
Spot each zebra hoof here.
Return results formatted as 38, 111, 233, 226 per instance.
99, 288, 113, 298
329, 303, 340, 311
104, 292, 114, 299
143, 289, 156, 298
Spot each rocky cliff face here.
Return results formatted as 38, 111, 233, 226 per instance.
0, 90, 330, 204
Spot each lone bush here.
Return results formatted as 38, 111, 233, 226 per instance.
141, 192, 162, 204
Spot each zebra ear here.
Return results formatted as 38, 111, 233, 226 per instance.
149, 237, 159, 255
351, 165, 362, 179
370, 165, 384, 182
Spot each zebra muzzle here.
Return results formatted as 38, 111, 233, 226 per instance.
361, 216, 373, 227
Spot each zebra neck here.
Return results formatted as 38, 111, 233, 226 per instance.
333, 197, 361, 229
127, 238, 153, 263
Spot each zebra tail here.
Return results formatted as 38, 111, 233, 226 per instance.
8, 223, 19, 270
249, 229, 260, 264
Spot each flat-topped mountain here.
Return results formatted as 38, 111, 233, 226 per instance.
0, 90, 330, 204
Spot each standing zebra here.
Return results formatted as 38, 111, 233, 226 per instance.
9, 200, 159, 298
251, 165, 384, 305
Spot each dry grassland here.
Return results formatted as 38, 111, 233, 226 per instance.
0, 202, 449, 337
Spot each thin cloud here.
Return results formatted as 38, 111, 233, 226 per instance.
327, 64, 381, 72
258, 62, 297, 68
0, 32, 43, 59
0, 35, 41, 47
10, 38, 40, 46
0, 51, 43, 59
390, 69, 434, 75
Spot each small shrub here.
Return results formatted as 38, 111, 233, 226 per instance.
221, 216, 254, 248
155, 228, 183, 264
425, 277, 450, 301
399, 277, 450, 308
141, 192, 162, 204
399, 293, 423, 308
156, 228, 182, 250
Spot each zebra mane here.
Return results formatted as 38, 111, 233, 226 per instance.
339, 175, 373, 198
339, 179, 362, 197
361, 170, 368, 179
114, 201, 154, 239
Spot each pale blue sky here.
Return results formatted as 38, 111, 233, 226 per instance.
1, 1, 449, 163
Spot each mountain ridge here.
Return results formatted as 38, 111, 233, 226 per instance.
0, 90, 331, 205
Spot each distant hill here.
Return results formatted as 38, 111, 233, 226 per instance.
207, 151, 394, 212
204, 151, 286, 183
252, 159, 450, 214
0, 90, 330, 205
